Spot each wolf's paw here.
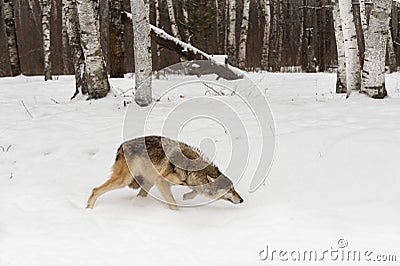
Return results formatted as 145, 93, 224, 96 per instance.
168, 204, 179, 211
183, 191, 197, 201
137, 189, 148, 198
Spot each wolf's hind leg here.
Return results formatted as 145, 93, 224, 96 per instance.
137, 180, 154, 198
155, 180, 178, 210
128, 178, 140, 190
86, 159, 133, 209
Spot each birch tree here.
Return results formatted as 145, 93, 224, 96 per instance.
3, 0, 21, 76
332, 0, 346, 93
92, 0, 100, 31
359, 0, 368, 38
238, 0, 250, 69
361, 0, 391, 98
227, 0, 237, 66
182, 0, 190, 41
338, 0, 361, 96
63, 0, 88, 98
166, 0, 181, 39
261, 0, 270, 70
76, 0, 110, 99
131, 0, 153, 106
154, 0, 162, 76
42, 0, 52, 81
154, 0, 161, 29
109, 0, 125, 78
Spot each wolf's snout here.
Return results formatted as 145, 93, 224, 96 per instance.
234, 190, 244, 204
234, 196, 244, 204
228, 190, 244, 204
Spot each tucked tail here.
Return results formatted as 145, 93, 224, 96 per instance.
115, 144, 140, 189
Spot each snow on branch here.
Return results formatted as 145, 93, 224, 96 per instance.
125, 11, 211, 60
124, 12, 244, 80
150, 24, 213, 61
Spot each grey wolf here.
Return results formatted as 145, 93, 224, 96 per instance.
86, 136, 243, 210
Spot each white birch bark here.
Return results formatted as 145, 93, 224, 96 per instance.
76, 0, 110, 99
182, 0, 190, 41
238, 0, 250, 69
338, 0, 361, 96
332, 0, 347, 93
155, 0, 160, 27
92, 0, 100, 32
359, 0, 368, 36
42, 0, 52, 81
63, 0, 88, 97
361, 0, 391, 98
154, 0, 162, 78
3, 0, 21, 76
261, 0, 270, 70
131, 0, 153, 106
227, 0, 237, 66
166, 0, 181, 40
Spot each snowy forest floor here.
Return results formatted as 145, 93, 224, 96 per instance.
0, 73, 399, 265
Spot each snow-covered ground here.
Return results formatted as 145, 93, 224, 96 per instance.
0, 72, 399, 265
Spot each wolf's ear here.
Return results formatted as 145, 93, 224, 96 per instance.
206, 175, 215, 183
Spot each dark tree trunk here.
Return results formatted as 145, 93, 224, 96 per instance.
269, 0, 280, 71
63, 0, 88, 98
109, 0, 125, 78
3, 0, 21, 76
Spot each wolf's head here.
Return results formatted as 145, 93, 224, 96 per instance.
206, 175, 244, 204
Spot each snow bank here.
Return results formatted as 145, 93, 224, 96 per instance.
0, 73, 399, 265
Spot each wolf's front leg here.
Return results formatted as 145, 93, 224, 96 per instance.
155, 180, 178, 210
86, 175, 132, 209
